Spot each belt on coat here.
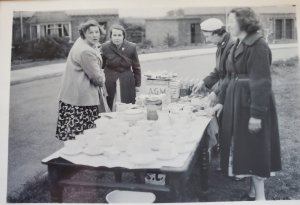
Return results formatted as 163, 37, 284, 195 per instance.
229, 73, 249, 80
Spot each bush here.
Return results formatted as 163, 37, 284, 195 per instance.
272, 56, 299, 67
164, 34, 176, 47
12, 36, 73, 61
139, 39, 153, 49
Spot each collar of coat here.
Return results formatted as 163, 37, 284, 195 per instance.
217, 32, 231, 49
233, 32, 263, 58
241, 32, 263, 46
109, 40, 130, 52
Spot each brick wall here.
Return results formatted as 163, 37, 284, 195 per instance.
258, 13, 297, 43
145, 19, 180, 47
178, 18, 202, 45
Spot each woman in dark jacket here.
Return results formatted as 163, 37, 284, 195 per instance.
101, 24, 141, 110
214, 7, 281, 201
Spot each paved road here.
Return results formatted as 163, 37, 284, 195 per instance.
7, 47, 299, 194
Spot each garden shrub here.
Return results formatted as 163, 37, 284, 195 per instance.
12, 36, 73, 61
164, 34, 176, 47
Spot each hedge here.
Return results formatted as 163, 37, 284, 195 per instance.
12, 36, 73, 61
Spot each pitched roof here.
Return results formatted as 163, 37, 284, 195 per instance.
27, 11, 71, 24
66, 9, 118, 16
13, 9, 119, 19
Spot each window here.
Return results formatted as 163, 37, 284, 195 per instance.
38, 23, 70, 38
286, 19, 294, 39
191, 23, 196, 43
275, 19, 283, 39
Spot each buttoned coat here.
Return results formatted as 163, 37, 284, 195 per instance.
59, 38, 105, 106
219, 33, 281, 177
203, 32, 235, 95
101, 40, 141, 109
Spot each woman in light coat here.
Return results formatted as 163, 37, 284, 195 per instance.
55, 19, 106, 141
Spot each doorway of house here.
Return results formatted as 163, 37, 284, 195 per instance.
275, 19, 283, 39
191, 23, 201, 44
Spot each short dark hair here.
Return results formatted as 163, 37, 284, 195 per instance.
229, 7, 261, 34
212, 26, 227, 36
109, 24, 126, 39
79, 19, 101, 39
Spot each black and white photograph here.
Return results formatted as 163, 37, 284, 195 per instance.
0, 0, 300, 204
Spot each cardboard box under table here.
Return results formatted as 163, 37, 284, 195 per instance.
42, 115, 212, 202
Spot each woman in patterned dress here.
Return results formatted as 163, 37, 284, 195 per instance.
55, 19, 106, 141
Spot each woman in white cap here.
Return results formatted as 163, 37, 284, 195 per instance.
192, 18, 235, 172
193, 18, 234, 104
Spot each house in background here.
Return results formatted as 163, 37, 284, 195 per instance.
145, 5, 297, 47
145, 17, 202, 47
12, 9, 119, 44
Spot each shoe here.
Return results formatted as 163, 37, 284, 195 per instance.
240, 193, 255, 201
233, 176, 246, 182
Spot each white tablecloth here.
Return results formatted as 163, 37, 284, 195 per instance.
42, 115, 214, 170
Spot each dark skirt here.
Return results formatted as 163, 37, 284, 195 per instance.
220, 79, 281, 177
55, 101, 100, 141
104, 69, 136, 110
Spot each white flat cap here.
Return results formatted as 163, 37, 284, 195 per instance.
200, 18, 224, 32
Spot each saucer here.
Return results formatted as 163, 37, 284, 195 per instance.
60, 147, 81, 156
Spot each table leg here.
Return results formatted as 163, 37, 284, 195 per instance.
168, 173, 189, 202
199, 134, 209, 193
48, 165, 63, 203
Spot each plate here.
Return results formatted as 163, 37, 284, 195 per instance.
101, 112, 118, 119
106, 190, 156, 203
60, 147, 81, 156
131, 154, 156, 165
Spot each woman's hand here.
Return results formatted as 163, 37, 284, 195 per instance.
248, 117, 262, 133
212, 103, 223, 118
208, 92, 218, 107
136, 86, 140, 92
192, 81, 206, 94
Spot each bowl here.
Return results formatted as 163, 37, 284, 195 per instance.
123, 109, 145, 122
106, 190, 156, 203
83, 145, 104, 156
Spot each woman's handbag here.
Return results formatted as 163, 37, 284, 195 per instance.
98, 85, 111, 113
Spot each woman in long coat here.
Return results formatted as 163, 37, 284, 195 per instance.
101, 24, 141, 110
214, 8, 281, 200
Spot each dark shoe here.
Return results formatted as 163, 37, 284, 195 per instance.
233, 176, 246, 182
240, 193, 255, 201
